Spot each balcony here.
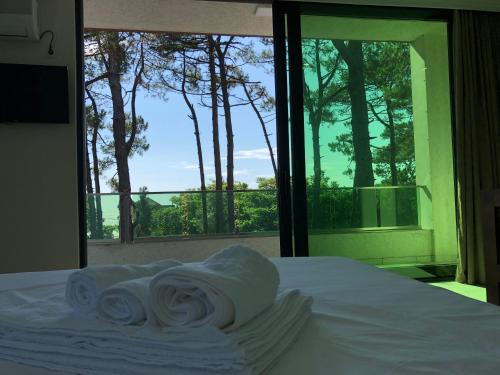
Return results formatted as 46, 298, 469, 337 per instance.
85, 186, 454, 267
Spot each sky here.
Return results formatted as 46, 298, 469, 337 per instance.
89, 37, 392, 194
115, 87, 278, 192
93, 38, 280, 193
97, 88, 360, 193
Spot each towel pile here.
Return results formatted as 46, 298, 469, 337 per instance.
0, 245, 312, 375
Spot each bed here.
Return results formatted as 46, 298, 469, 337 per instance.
1, 257, 499, 375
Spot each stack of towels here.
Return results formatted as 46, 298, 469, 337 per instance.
0, 245, 312, 375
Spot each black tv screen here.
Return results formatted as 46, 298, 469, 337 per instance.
0, 63, 69, 124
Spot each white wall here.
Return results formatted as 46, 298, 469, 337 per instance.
0, 0, 80, 273
88, 236, 281, 265
87, 230, 439, 266
84, 0, 500, 38
411, 27, 459, 264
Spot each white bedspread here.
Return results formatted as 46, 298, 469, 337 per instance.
1, 257, 500, 375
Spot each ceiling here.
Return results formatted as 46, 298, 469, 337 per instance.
83, 0, 499, 36
84, 0, 273, 36
301, 16, 446, 41
287, 0, 500, 12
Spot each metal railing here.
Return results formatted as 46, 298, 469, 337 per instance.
85, 186, 423, 241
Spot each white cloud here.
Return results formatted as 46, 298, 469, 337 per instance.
254, 173, 275, 179
234, 148, 276, 160
222, 169, 250, 177
181, 162, 199, 170
234, 169, 250, 176
174, 161, 214, 171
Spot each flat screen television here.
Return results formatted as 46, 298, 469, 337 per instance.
0, 63, 69, 124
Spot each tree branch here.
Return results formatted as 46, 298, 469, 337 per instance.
85, 73, 109, 87
126, 36, 145, 155
368, 102, 390, 127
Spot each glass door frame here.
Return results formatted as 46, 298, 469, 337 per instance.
272, 1, 455, 259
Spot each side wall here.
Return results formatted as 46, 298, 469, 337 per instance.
0, 0, 80, 273
411, 25, 458, 265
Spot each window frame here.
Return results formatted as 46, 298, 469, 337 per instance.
272, 1, 456, 258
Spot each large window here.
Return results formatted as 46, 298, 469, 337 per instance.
83, 2, 280, 263
277, 6, 458, 267
302, 38, 418, 231
83, 2, 459, 272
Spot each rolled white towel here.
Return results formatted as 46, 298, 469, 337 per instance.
65, 259, 181, 318
96, 276, 152, 325
149, 245, 280, 329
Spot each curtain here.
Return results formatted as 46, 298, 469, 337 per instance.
454, 10, 500, 285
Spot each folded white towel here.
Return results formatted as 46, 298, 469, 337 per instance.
149, 245, 280, 329
228, 289, 313, 374
65, 259, 181, 318
0, 278, 312, 375
96, 276, 152, 325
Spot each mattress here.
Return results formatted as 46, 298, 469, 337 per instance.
1, 257, 500, 375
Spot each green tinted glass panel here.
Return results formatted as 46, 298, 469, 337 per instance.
299, 15, 456, 266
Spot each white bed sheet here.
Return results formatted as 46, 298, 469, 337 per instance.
1, 257, 500, 375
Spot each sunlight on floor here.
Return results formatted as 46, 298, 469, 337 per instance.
430, 282, 486, 302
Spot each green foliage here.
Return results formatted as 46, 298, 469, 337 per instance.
373, 122, 416, 185
83, 34, 422, 240
102, 224, 118, 239
302, 39, 348, 128
133, 187, 154, 237
126, 179, 280, 238
305, 173, 354, 231
85, 105, 106, 135
234, 189, 278, 233
100, 114, 150, 161
151, 206, 183, 237
256, 177, 276, 190
87, 176, 419, 240
328, 41, 416, 187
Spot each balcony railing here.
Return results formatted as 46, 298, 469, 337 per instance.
85, 186, 424, 241
305, 185, 422, 232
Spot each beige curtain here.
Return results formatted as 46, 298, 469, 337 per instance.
454, 10, 500, 285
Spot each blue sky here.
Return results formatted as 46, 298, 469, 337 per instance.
98, 88, 360, 193
91, 37, 391, 194
116, 87, 278, 192
96, 39, 279, 193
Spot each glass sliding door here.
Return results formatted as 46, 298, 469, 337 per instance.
274, 3, 458, 269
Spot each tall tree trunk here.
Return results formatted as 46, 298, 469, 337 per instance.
334, 40, 374, 227
208, 36, 224, 233
369, 100, 398, 187
303, 41, 345, 229
85, 140, 97, 239
92, 135, 104, 239
385, 99, 399, 225
311, 118, 322, 229
385, 99, 398, 187
86, 88, 103, 239
346, 42, 374, 188
311, 40, 325, 230
214, 37, 235, 233
181, 51, 209, 234
125, 37, 145, 240
107, 33, 133, 243
241, 82, 277, 181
